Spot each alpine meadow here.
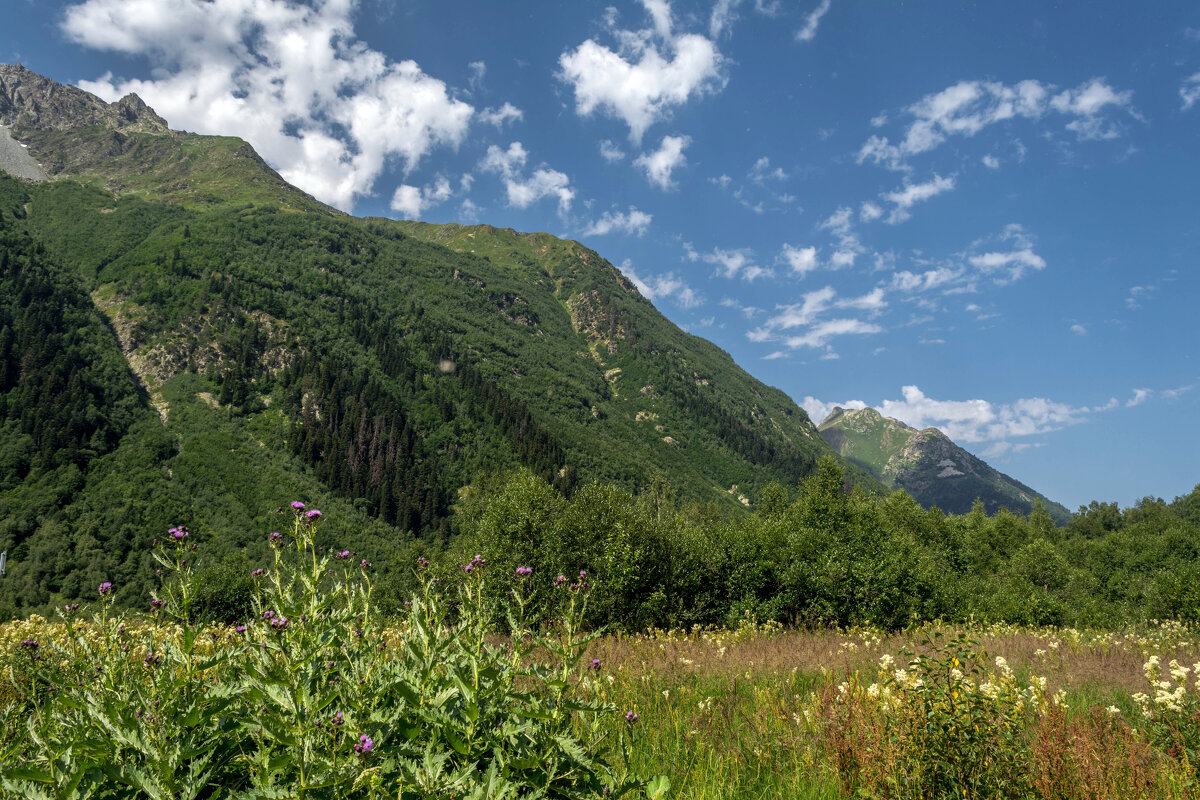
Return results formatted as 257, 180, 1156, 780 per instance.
2, 2, 1200, 797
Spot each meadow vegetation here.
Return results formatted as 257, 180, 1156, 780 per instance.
4, 498, 1200, 798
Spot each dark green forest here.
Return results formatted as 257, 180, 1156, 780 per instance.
1, 168, 1198, 631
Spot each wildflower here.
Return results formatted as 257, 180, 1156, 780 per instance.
417, 557, 430, 569
555, 574, 567, 587
19, 639, 38, 651
236, 625, 246, 633
263, 610, 275, 620
332, 712, 344, 726
291, 501, 306, 511
305, 509, 322, 521
98, 582, 113, 596
251, 568, 265, 577
625, 711, 639, 723
360, 559, 370, 569
336, 550, 351, 559
515, 566, 533, 577
169, 526, 189, 540
269, 532, 284, 548
150, 599, 164, 611
143, 652, 162, 668
354, 734, 375, 754
63, 603, 80, 614
270, 617, 289, 630
591, 659, 601, 670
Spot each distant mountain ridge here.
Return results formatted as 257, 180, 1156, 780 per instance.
819, 406, 1071, 522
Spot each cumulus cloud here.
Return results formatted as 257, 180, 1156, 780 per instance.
882, 174, 955, 223
63, 0, 477, 212
819, 206, 866, 267
479, 142, 574, 215
780, 244, 819, 277
558, 0, 726, 143
687, 245, 767, 280
1069, 323, 1088, 335
796, 0, 832, 42
390, 174, 453, 218
857, 77, 1137, 171
635, 134, 690, 189
478, 103, 524, 128
582, 206, 652, 237
800, 396, 867, 424
982, 154, 1000, 169
618, 260, 701, 307
1182, 73, 1200, 111
599, 139, 626, 162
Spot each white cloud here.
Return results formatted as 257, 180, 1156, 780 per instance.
882, 174, 955, 223
859, 201, 883, 221
808, 383, 1169, 450
582, 206, 652, 237
819, 206, 866, 267
599, 139, 626, 162
389, 174, 452, 218
982, 154, 1000, 169
688, 245, 765, 280
635, 134, 690, 189
800, 396, 867, 424
890, 267, 962, 292
467, 61, 486, 93
878, 385, 1088, 444
1182, 73, 1200, 111
479, 142, 574, 215
64, 0, 476, 212
1069, 323, 1087, 335
478, 103, 524, 128
618, 260, 701, 307
858, 77, 1136, 171
967, 223, 1046, 283
749, 155, 787, 183
750, 285, 886, 351
785, 318, 881, 349
1126, 388, 1152, 407
796, 0, 832, 42
780, 244, 819, 277
558, 0, 726, 143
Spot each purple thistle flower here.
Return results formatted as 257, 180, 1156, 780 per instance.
98, 582, 113, 596
236, 625, 247, 633
64, 603, 80, 614
143, 652, 162, 667
305, 509, 322, 521
270, 617, 289, 630
416, 556, 430, 569
360, 559, 370, 569
169, 526, 188, 540
354, 734, 375, 754
555, 574, 567, 587
19, 639, 38, 651
269, 532, 283, 547
591, 659, 601, 670
291, 501, 306, 511
150, 599, 164, 611
251, 568, 265, 577
625, 711, 638, 723
462, 563, 473, 573
332, 711, 344, 726
515, 566, 532, 577
263, 609, 275, 620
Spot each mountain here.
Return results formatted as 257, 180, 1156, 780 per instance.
818, 406, 1071, 522
0, 65, 883, 614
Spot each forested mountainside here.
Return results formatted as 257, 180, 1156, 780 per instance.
0, 65, 885, 615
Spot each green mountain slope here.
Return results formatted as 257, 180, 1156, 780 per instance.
818, 406, 1071, 522
0, 66, 882, 614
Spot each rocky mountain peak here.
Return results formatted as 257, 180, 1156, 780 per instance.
0, 63, 169, 135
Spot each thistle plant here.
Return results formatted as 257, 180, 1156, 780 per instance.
0, 505, 648, 799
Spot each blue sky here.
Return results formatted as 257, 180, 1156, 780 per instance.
4, 0, 1198, 510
